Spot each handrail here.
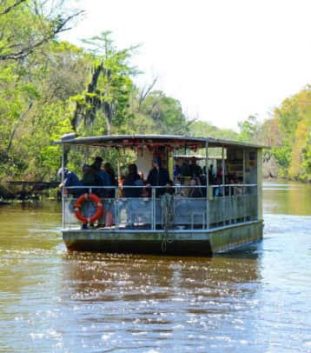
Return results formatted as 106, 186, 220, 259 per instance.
62, 184, 259, 229
64, 183, 258, 190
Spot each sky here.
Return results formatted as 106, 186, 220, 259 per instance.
61, 0, 311, 130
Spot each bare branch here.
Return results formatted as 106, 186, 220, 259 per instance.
0, 0, 26, 16
0, 10, 84, 61
138, 78, 157, 109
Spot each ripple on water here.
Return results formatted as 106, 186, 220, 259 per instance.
1, 201, 311, 352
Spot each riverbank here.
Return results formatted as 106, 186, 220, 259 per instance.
0, 182, 59, 202
264, 176, 311, 184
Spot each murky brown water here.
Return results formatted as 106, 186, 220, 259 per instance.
0, 181, 311, 353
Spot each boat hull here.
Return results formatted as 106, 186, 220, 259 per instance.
62, 220, 263, 256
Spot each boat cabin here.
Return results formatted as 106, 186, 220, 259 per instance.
57, 134, 263, 255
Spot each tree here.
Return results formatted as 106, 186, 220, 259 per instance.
0, 0, 83, 61
271, 87, 311, 179
288, 118, 310, 180
138, 90, 190, 134
0, 38, 88, 180
238, 115, 261, 142
71, 32, 137, 135
190, 120, 238, 140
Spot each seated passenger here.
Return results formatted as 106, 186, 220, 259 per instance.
174, 176, 182, 195
181, 178, 190, 197
188, 178, 203, 198
164, 180, 175, 195
123, 164, 143, 198
146, 157, 170, 197
229, 176, 243, 195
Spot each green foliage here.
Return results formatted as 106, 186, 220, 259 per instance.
0, 0, 246, 186
271, 145, 291, 169
0, 0, 82, 61
271, 88, 311, 181
302, 132, 311, 177
238, 115, 261, 142
71, 32, 136, 135
190, 120, 239, 140
138, 90, 190, 134
238, 87, 311, 181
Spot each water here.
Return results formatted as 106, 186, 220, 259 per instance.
0, 182, 310, 353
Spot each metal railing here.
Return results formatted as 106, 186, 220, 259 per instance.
62, 184, 258, 230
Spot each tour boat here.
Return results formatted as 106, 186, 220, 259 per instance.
57, 134, 263, 255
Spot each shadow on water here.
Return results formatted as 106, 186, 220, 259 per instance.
61, 249, 262, 303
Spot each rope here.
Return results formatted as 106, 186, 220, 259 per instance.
160, 193, 174, 252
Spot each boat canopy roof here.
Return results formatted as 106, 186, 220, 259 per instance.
56, 134, 264, 149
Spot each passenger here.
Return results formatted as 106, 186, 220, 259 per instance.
117, 175, 125, 197
81, 164, 102, 196
208, 164, 215, 184
214, 178, 223, 197
173, 158, 182, 180
138, 172, 149, 197
189, 157, 203, 178
123, 164, 143, 198
103, 162, 117, 198
91, 156, 111, 196
88, 158, 114, 226
164, 180, 175, 195
174, 176, 183, 196
181, 159, 191, 178
199, 174, 207, 197
138, 171, 144, 180
216, 166, 223, 181
146, 157, 170, 197
181, 178, 190, 197
229, 176, 243, 195
57, 167, 82, 197
122, 164, 143, 227
188, 178, 203, 198
91, 156, 103, 172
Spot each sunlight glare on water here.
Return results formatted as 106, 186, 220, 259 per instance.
0, 183, 310, 353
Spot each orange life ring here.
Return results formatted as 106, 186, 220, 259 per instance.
74, 193, 104, 224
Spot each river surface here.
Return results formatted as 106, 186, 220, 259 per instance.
0, 181, 310, 353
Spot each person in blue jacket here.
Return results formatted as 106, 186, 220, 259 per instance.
89, 156, 111, 197
58, 168, 82, 197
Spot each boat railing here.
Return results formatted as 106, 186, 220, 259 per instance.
62, 184, 258, 230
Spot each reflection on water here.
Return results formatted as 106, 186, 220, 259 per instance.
0, 183, 311, 353
263, 180, 311, 215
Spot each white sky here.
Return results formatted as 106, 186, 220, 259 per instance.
61, 0, 311, 130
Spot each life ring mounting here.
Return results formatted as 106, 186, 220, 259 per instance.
74, 193, 104, 224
